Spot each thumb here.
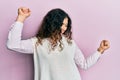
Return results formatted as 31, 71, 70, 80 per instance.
18, 8, 23, 14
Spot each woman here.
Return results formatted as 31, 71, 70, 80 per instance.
7, 7, 110, 80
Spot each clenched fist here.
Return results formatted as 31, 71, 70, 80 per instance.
97, 40, 110, 54
16, 7, 31, 22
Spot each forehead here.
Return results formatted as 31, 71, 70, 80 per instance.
63, 17, 68, 23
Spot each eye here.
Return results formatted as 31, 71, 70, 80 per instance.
62, 23, 68, 27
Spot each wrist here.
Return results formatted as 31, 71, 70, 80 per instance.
97, 47, 104, 54
16, 15, 26, 23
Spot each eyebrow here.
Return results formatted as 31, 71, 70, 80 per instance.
62, 23, 68, 27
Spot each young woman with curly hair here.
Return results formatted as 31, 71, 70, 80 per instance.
7, 7, 110, 80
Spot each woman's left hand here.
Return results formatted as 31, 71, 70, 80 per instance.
97, 40, 110, 54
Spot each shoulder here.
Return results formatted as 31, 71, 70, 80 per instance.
71, 39, 76, 45
71, 39, 79, 49
31, 37, 38, 45
30, 37, 49, 46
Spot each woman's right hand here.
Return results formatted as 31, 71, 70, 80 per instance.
16, 7, 31, 23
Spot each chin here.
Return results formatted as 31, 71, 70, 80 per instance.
62, 31, 65, 33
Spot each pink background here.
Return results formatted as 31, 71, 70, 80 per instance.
0, 0, 120, 80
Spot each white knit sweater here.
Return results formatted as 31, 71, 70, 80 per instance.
7, 22, 101, 80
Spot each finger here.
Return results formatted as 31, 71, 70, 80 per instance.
102, 40, 107, 45
104, 41, 110, 49
18, 8, 21, 12
105, 43, 108, 46
100, 40, 105, 46
103, 40, 106, 45
23, 8, 30, 14
28, 8, 31, 13
106, 42, 110, 48
18, 8, 23, 14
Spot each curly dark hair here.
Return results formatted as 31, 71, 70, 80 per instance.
36, 8, 72, 51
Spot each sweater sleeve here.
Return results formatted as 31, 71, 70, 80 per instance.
6, 21, 35, 54
74, 41, 101, 70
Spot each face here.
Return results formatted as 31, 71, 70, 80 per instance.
61, 17, 68, 34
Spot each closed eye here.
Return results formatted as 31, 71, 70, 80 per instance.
62, 23, 68, 27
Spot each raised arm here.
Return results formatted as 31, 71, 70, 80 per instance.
74, 40, 110, 70
7, 7, 35, 54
